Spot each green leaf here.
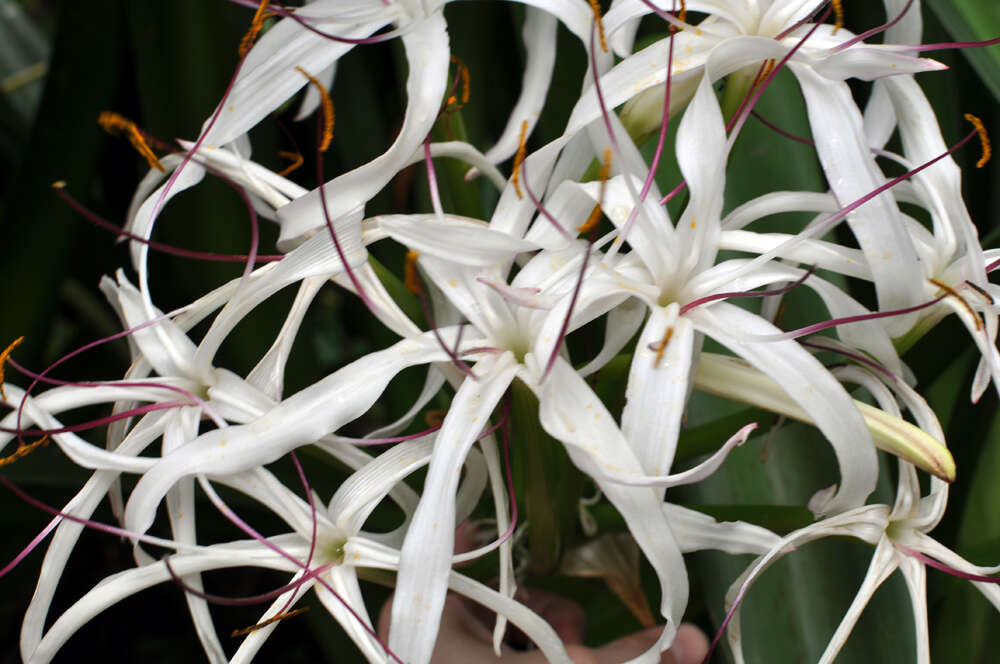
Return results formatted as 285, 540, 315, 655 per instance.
932, 402, 1000, 663
927, 0, 1000, 103
676, 409, 917, 664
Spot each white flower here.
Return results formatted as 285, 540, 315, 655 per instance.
720, 368, 995, 664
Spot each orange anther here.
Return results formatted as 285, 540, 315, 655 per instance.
678, 0, 687, 24
425, 409, 446, 427
654, 326, 674, 368
231, 607, 308, 637
578, 149, 613, 234
98, 111, 165, 172
0, 336, 24, 401
405, 250, 422, 295
511, 120, 529, 199
0, 435, 50, 468
450, 55, 471, 106
930, 278, 982, 330
295, 66, 334, 152
277, 150, 304, 177
832, 0, 844, 34
239, 0, 271, 57
587, 0, 608, 52
964, 113, 991, 168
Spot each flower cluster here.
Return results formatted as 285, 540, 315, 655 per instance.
2, 1, 998, 663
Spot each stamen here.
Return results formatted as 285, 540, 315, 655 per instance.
98, 111, 165, 172
232, 607, 308, 637
404, 250, 422, 295
930, 278, 982, 330
965, 280, 995, 305
579, 148, 613, 234
0, 337, 24, 400
448, 55, 471, 108
52, 181, 282, 263
587, 0, 608, 52
511, 120, 528, 199
295, 66, 334, 152
832, 0, 844, 33
277, 149, 303, 177
238, 0, 271, 57
425, 410, 446, 427
964, 113, 991, 168
0, 435, 49, 468
653, 327, 674, 368
899, 546, 1000, 584
678, 0, 687, 24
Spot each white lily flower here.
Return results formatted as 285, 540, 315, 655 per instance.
24, 426, 583, 664
720, 369, 997, 664
546, 75, 881, 515
870, 75, 1000, 401
565, 1, 945, 335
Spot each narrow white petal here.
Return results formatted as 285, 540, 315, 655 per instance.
621, 304, 693, 479
663, 504, 782, 555
275, 13, 450, 248
791, 63, 923, 332
817, 537, 899, 664
389, 353, 519, 664
124, 330, 477, 536
689, 303, 878, 514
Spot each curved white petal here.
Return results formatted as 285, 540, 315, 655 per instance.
689, 303, 878, 514
275, 12, 450, 249
389, 353, 518, 664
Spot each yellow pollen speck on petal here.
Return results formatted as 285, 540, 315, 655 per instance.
511, 120, 529, 199
930, 278, 983, 330
98, 111, 165, 172
0, 336, 24, 400
405, 250, 422, 295
965, 113, 991, 168
239, 0, 271, 57
690, 221, 696, 228
832, 0, 844, 33
232, 607, 308, 637
0, 435, 49, 468
277, 150, 304, 177
295, 66, 334, 152
587, 0, 608, 52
